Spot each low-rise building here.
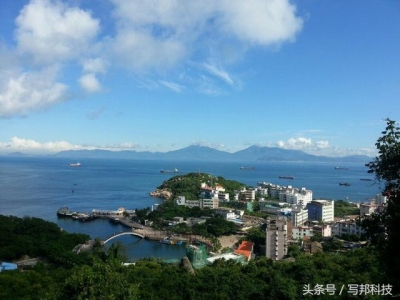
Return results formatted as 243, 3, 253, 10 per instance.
332, 219, 365, 237
292, 226, 314, 240
234, 241, 254, 261
215, 208, 236, 220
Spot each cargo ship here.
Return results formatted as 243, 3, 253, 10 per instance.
69, 162, 81, 167
279, 176, 294, 179
160, 168, 179, 173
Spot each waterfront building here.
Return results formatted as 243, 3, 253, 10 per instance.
265, 219, 288, 260
307, 200, 334, 222
279, 187, 313, 207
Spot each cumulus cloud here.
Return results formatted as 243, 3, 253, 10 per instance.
218, 0, 303, 45
15, 0, 100, 64
277, 137, 330, 151
0, 137, 85, 153
0, 67, 68, 117
79, 73, 101, 93
2, 0, 304, 117
109, 0, 303, 72
0, 137, 141, 153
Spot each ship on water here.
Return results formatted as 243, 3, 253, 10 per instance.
339, 182, 351, 186
160, 168, 179, 173
69, 162, 81, 167
279, 176, 294, 179
240, 166, 255, 170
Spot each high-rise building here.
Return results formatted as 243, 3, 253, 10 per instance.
265, 219, 288, 260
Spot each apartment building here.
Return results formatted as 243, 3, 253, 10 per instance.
291, 206, 309, 227
292, 226, 314, 240
332, 220, 365, 237
265, 219, 288, 260
307, 200, 334, 222
279, 187, 313, 207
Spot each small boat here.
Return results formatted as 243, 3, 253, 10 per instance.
335, 166, 348, 170
109, 217, 120, 224
339, 182, 351, 186
69, 162, 81, 167
360, 178, 373, 181
57, 207, 73, 218
240, 166, 254, 170
160, 168, 179, 173
279, 176, 294, 179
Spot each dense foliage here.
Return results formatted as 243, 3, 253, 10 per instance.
0, 213, 389, 299
0, 215, 89, 267
334, 200, 360, 217
157, 172, 247, 200
362, 118, 400, 294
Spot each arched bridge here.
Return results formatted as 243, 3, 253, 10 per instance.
103, 231, 145, 244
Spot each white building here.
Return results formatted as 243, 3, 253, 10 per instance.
215, 208, 236, 220
292, 226, 314, 240
175, 196, 218, 209
291, 206, 309, 227
375, 193, 387, 205
332, 220, 365, 237
279, 187, 313, 207
307, 200, 334, 223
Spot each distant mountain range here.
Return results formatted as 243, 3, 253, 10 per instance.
48, 145, 371, 163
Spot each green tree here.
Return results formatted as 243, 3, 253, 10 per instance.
363, 118, 400, 292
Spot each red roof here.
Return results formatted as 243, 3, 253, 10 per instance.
234, 241, 254, 261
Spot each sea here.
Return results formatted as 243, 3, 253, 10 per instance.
0, 156, 383, 262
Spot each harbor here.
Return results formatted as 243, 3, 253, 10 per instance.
57, 206, 204, 245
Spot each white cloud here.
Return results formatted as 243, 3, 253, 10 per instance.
2, 0, 304, 117
159, 80, 185, 93
0, 137, 85, 153
79, 73, 101, 93
15, 0, 100, 64
0, 137, 141, 154
218, 0, 303, 45
109, 0, 303, 72
277, 137, 331, 152
82, 58, 107, 74
201, 63, 234, 86
0, 67, 68, 117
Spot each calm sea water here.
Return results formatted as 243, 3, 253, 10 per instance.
0, 156, 383, 261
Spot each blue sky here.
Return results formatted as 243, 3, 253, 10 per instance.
0, 0, 399, 156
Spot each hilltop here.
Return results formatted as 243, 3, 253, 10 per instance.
51, 145, 371, 162
151, 172, 248, 200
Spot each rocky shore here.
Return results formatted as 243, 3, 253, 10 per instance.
149, 188, 173, 200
